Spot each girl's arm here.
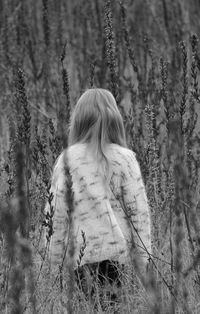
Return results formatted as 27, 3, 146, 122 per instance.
122, 150, 151, 265
44, 152, 68, 272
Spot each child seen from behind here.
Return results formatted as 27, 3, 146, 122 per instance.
44, 88, 152, 297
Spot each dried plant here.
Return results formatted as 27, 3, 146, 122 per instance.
76, 230, 87, 268
48, 119, 60, 163
104, 0, 119, 102
42, 0, 50, 48
179, 41, 188, 135
14, 68, 31, 237
1, 2, 200, 313
60, 43, 71, 149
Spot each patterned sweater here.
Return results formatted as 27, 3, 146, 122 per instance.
44, 143, 151, 270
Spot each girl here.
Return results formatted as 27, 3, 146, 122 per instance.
44, 88, 151, 293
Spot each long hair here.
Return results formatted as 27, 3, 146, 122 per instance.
68, 88, 127, 184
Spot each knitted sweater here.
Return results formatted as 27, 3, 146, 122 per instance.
44, 143, 151, 270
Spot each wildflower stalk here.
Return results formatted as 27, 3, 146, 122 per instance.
168, 117, 188, 312
179, 40, 189, 189
185, 98, 197, 189
60, 43, 71, 149
52, 58, 74, 308
147, 48, 156, 98
62, 152, 75, 314
42, 0, 50, 110
33, 126, 50, 189
89, 57, 96, 88
15, 68, 31, 238
42, 0, 50, 48
76, 230, 86, 268
48, 119, 60, 163
4, 144, 15, 199
160, 57, 170, 134
145, 103, 160, 245
179, 41, 188, 135
190, 35, 199, 100
120, 1, 138, 74
42, 188, 54, 245
104, 0, 119, 102
191, 33, 200, 72
15, 143, 28, 238
120, 1, 143, 96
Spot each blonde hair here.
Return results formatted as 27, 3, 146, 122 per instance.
68, 88, 127, 184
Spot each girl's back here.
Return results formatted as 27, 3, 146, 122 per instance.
49, 141, 151, 268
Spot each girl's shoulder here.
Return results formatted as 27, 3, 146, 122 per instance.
66, 143, 87, 157
107, 143, 136, 162
66, 143, 136, 161
62, 143, 137, 170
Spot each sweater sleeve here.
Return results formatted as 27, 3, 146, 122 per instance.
44, 152, 68, 272
121, 150, 151, 264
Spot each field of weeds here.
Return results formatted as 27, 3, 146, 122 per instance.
0, 0, 200, 313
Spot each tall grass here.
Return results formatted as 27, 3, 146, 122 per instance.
0, 0, 200, 313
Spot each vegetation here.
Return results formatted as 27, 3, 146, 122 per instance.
0, 0, 200, 313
